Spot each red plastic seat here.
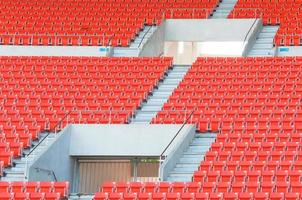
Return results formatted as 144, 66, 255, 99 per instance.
94, 192, 107, 200
0, 193, 11, 200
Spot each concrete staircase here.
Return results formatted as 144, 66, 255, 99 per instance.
248, 26, 279, 57
1, 132, 58, 181
131, 65, 191, 124
113, 26, 156, 57
69, 194, 94, 200
211, 0, 238, 19
166, 133, 216, 182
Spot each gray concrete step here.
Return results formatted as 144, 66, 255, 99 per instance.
248, 25, 279, 57
69, 194, 94, 200
114, 26, 156, 56
253, 43, 273, 49
165, 133, 216, 182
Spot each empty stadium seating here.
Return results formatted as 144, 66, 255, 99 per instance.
147, 56, 302, 199
229, 0, 302, 46
0, 181, 68, 199
154, 57, 302, 133
0, 0, 218, 47
0, 56, 172, 172
95, 180, 302, 199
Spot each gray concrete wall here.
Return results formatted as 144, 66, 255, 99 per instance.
69, 124, 194, 157
277, 46, 302, 56
28, 127, 74, 184
28, 124, 195, 193
159, 124, 196, 181
163, 19, 262, 61
139, 23, 166, 57
164, 19, 261, 42
0, 46, 112, 56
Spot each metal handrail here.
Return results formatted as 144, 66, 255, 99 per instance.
138, 26, 153, 49
24, 110, 72, 180
243, 18, 258, 44
53, 110, 73, 133
26, 110, 72, 157
159, 110, 195, 160
34, 167, 58, 181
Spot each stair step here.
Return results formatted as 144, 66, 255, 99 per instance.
212, 13, 229, 18
131, 120, 153, 124
168, 170, 194, 175
163, 80, 182, 84
69, 194, 95, 200
258, 33, 276, 38
255, 38, 274, 44
166, 176, 192, 182
179, 157, 203, 164
191, 140, 214, 146
5, 168, 26, 173
173, 166, 197, 172
175, 163, 199, 168
218, 4, 235, 9
187, 147, 209, 153
195, 133, 217, 138
141, 107, 162, 112
262, 27, 279, 31
253, 43, 273, 49
249, 50, 272, 56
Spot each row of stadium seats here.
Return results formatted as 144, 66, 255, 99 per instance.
0, 0, 218, 46
0, 57, 172, 172
0, 182, 68, 199
99, 181, 302, 193
153, 57, 302, 132
94, 191, 302, 200
144, 57, 302, 199
2, 0, 302, 46
0, 192, 60, 200
95, 181, 302, 199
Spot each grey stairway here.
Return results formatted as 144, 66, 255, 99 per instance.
248, 26, 279, 57
211, 0, 238, 19
1, 132, 58, 181
131, 65, 191, 124
69, 194, 94, 200
113, 26, 157, 57
166, 133, 217, 182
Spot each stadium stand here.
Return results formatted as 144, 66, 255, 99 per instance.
94, 57, 302, 199
0, 0, 218, 47
229, 0, 302, 46
154, 57, 302, 134
1, 0, 302, 198
0, 181, 68, 199
0, 56, 172, 172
